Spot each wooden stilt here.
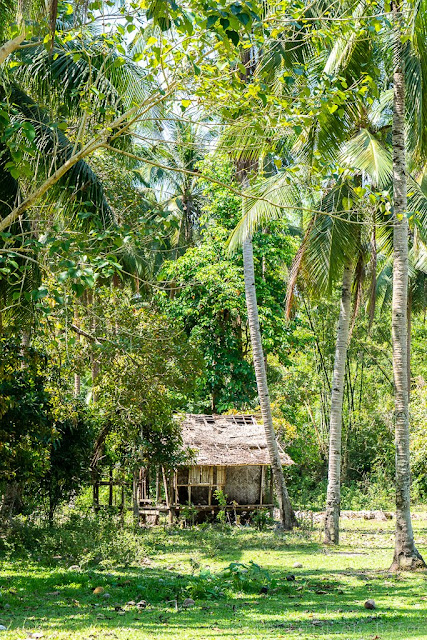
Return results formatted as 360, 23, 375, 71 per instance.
260, 466, 265, 506
155, 467, 161, 503
108, 467, 113, 507
133, 470, 139, 521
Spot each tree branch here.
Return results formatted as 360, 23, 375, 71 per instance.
0, 33, 25, 64
70, 323, 105, 344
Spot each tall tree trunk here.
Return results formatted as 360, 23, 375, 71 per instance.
324, 262, 353, 545
390, 4, 425, 571
242, 236, 295, 529
407, 286, 412, 401
236, 46, 294, 529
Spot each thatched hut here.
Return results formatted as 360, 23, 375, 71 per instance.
135, 414, 293, 523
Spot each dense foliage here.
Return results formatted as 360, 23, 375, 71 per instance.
0, 0, 427, 555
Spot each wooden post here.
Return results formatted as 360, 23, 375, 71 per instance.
208, 466, 213, 506
173, 472, 178, 505
120, 483, 125, 524
155, 467, 161, 503
161, 467, 169, 505
146, 466, 150, 499
109, 467, 113, 507
260, 465, 265, 506
133, 469, 139, 521
269, 468, 274, 517
161, 467, 173, 525
92, 471, 99, 513
170, 473, 176, 525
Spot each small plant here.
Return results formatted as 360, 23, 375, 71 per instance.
187, 561, 277, 598
250, 508, 274, 531
186, 568, 225, 600
180, 503, 198, 528
213, 488, 228, 525
220, 561, 275, 593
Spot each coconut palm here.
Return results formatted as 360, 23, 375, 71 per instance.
133, 118, 210, 253
227, 3, 381, 539
240, 172, 295, 530
387, 1, 425, 570
221, 34, 303, 529
230, 0, 427, 550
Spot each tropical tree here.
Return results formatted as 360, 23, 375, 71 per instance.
389, 0, 425, 570
224, 37, 297, 528
227, 0, 427, 548
134, 118, 211, 252
241, 217, 295, 529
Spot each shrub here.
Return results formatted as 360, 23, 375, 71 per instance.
0, 513, 147, 567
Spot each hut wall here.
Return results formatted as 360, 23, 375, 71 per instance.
225, 465, 262, 505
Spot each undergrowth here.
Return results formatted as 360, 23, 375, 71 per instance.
0, 513, 147, 568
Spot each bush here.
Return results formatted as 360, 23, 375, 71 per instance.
0, 512, 147, 568
288, 472, 395, 512
250, 508, 274, 530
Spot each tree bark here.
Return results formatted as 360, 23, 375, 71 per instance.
0, 33, 25, 65
324, 262, 353, 545
242, 236, 295, 529
407, 286, 412, 401
390, 4, 425, 571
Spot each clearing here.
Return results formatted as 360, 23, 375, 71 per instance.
1, 516, 427, 639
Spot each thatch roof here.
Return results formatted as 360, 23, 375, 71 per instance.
180, 414, 293, 467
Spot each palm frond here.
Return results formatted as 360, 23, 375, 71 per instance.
407, 175, 427, 243
303, 182, 361, 294
9, 86, 114, 226
227, 170, 304, 251
15, 38, 154, 116
368, 89, 393, 130
406, 0, 427, 160
323, 0, 368, 77
375, 257, 393, 316
285, 215, 316, 318
340, 129, 392, 187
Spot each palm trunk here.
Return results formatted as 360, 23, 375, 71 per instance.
242, 236, 294, 529
407, 286, 412, 401
324, 262, 353, 545
390, 4, 425, 571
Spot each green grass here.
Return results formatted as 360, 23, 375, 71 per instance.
2, 517, 427, 639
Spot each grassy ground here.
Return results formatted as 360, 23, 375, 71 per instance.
2, 516, 427, 639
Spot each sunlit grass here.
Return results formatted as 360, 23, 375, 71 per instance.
1, 517, 427, 639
